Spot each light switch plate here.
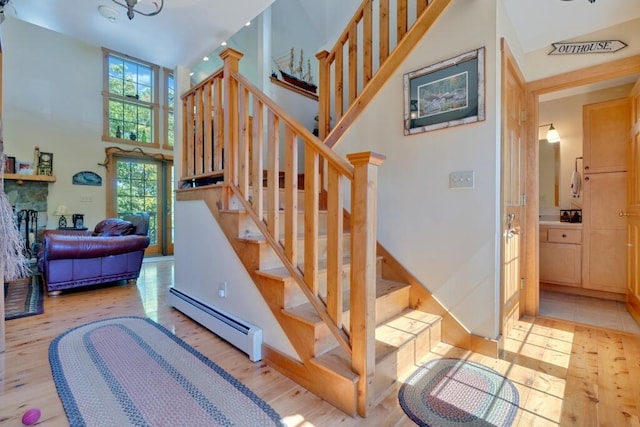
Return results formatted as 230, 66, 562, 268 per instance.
449, 171, 474, 189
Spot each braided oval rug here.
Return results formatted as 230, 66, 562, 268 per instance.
398, 358, 519, 427
49, 316, 285, 427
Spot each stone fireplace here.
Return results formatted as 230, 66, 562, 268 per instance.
2, 179, 50, 258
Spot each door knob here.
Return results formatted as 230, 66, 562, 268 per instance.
619, 211, 630, 217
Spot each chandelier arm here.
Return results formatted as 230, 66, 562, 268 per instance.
111, 0, 164, 19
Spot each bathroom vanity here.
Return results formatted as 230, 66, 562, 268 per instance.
539, 222, 582, 287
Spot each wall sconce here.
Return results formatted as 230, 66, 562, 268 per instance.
54, 205, 69, 228
539, 123, 560, 143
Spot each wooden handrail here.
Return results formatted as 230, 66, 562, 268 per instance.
181, 69, 225, 181
316, 0, 451, 146
180, 48, 385, 415
231, 72, 355, 179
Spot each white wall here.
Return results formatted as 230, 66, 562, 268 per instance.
1, 18, 173, 230
523, 18, 640, 82
335, 1, 501, 338
173, 200, 296, 358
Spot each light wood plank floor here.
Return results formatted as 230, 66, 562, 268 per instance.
2, 258, 640, 426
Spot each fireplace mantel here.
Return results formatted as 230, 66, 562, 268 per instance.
3, 173, 56, 185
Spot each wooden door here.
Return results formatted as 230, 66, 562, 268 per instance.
627, 77, 640, 324
582, 98, 630, 294
501, 40, 526, 336
583, 98, 630, 174
582, 171, 627, 293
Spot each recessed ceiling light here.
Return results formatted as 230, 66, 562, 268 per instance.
98, 5, 120, 23
221, 41, 227, 46
189, 72, 194, 76
245, 21, 251, 26
203, 56, 209, 61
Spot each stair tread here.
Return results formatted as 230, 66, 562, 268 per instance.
283, 278, 410, 322
256, 252, 379, 280
375, 309, 441, 360
236, 231, 352, 245
314, 308, 442, 366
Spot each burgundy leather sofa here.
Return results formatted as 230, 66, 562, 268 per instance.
38, 213, 150, 295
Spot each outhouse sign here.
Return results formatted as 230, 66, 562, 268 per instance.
549, 40, 627, 55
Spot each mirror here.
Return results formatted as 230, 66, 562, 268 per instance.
539, 139, 560, 207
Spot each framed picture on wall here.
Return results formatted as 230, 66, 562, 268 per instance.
38, 152, 53, 175
404, 47, 485, 135
17, 160, 34, 175
4, 156, 16, 174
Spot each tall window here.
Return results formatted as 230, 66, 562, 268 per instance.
165, 71, 175, 148
103, 48, 160, 146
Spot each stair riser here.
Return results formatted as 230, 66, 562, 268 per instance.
341, 285, 410, 333
232, 210, 332, 238
283, 311, 339, 356
235, 239, 284, 271
286, 235, 351, 265
373, 319, 442, 401
304, 284, 412, 356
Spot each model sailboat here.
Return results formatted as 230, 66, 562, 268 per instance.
273, 48, 317, 94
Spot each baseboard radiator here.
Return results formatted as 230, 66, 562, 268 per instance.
168, 287, 263, 362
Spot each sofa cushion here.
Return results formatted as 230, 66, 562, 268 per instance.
93, 219, 136, 236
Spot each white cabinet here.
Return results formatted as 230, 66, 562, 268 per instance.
539, 225, 582, 287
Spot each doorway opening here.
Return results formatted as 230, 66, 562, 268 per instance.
106, 148, 174, 256
529, 58, 640, 333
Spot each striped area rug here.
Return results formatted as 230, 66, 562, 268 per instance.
4, 275, 44, 320
398, 358, 519, 427
49, 316, 285, 426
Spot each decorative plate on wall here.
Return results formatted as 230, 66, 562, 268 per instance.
72, 171, 102, 186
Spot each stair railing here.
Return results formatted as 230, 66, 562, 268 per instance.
181, 48, 385, 416
316, 0, 451, 147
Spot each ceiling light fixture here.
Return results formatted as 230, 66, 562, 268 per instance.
110, 0, 164, 20
98, 5, 120, 23
540, 123, 560, 143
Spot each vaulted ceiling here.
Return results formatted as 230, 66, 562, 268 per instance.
1, 0, 638, 71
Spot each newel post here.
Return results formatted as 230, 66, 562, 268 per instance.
220, 48, 244, 185
346, 151, 385, 417
315, 50, 330, 140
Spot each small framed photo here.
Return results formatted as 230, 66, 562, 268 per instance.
17, 160, 34, 175
38, 151, 53, 175
4, 156, 15, 174
404, 47, 485, 135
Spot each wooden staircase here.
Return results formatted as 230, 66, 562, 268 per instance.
175, 0, 493, 417
179, 185, 443, 415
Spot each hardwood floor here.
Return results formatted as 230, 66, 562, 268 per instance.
2, 258, 640, 426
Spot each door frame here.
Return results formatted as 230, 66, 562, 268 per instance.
105, 147, 174, 256
500, 39, 527, 337
522, 55, 640, 316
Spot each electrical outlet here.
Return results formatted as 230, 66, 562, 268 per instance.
449, 171, 475, 189
218, 281, 227, 298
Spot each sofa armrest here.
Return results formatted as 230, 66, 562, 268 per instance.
41, 234, 150, 260
43, 229, 93, 238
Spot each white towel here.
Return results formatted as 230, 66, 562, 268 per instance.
570, 170, 581, 198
